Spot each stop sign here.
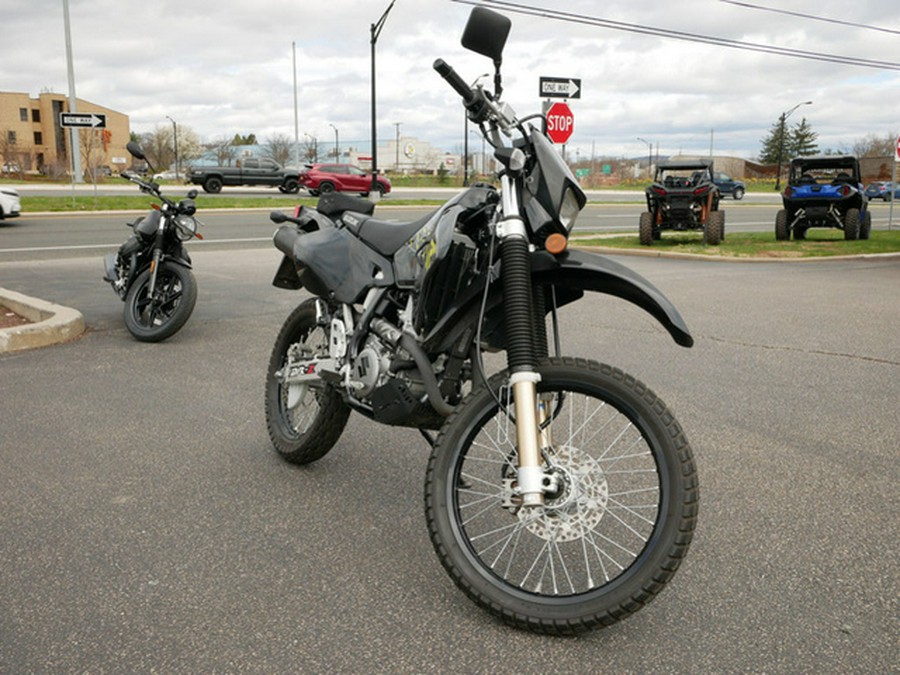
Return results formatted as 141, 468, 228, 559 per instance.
546, 101, 574, 144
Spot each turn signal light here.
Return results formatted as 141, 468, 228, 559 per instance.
545, 233, 568, 254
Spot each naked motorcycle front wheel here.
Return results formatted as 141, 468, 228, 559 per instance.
265, 298, 350, 464
123, 261, 197, 342
425, 357, 698, 635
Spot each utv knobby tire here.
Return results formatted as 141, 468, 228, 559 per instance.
123, 262, 197, 342
860, 210, 872, 240
425, 357, 699, 635
844, 209, 860, 240
265, 298, 350, 465
775, 209, 789, 241
639, 212, 654, 246
705, 211, 724, 245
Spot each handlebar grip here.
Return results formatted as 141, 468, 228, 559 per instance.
433, 58, 476, 105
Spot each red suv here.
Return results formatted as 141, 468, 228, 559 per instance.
298, 163, 392, 198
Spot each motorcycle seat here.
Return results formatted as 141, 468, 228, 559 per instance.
341, 210, 437, 257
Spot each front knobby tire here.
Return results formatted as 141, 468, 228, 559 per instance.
123, 262, 197, 342
265, 298, 350, 464
425, 357, 699, 635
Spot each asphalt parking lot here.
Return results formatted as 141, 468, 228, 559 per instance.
1, 247, 898, 672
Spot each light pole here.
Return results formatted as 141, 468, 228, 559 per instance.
62, 0, 82, 183
394, 122, 401, 172
637, 137, 652, 178
370, 0, 396, 193
330, 123, 340, 161
774, 100, 812, 191
166, 116, 178, 179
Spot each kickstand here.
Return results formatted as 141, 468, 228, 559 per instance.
418, 429, 435, 448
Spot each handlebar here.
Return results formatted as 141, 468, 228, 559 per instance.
433, 59, 476, 105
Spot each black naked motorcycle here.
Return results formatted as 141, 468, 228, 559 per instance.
103, 141, 201, 342
265, 7, 698, 634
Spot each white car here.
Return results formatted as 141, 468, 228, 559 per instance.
0, 187, 21, 220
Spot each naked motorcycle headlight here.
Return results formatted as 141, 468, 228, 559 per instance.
524, 127, 587, 239
174, 214, 198, 240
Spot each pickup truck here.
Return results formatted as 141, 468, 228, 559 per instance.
188, 158, 301, 194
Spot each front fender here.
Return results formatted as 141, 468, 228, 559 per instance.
423, 248, 693, 354
532, 248, 693, 347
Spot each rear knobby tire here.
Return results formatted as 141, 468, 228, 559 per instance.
775, 209, 788, 241
639, 212, 654, 246
705, 211, 724, 245
425, 357, 699, 635
844, 209, 860, 240
123, 262, 197, 342
265, 298, 350, 464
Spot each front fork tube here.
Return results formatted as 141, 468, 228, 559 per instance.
148, 248, 162, 297
498, 175, 547, 507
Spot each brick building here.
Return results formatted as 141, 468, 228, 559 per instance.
0, 91, 129, 177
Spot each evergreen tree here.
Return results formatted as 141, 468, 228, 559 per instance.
758, 120, 787, 164
790, 117, 818, 157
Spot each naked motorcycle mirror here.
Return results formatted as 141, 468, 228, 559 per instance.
461, 6, 510, 62
461, 6, 511, 97
126, 141, 146, 161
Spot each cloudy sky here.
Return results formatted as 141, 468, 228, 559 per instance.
4, 0, 898, 161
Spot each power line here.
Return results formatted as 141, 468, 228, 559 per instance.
719, 0, 900, 37
452, 0, 900, 71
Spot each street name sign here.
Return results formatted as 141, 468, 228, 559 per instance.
59, 112, 107, 129
539, 76, 581, 99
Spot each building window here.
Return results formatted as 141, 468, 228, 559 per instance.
34, 132, 43, 145
7, 131, 16, 145
32, 109, 41, 123
19, 108, 28, 122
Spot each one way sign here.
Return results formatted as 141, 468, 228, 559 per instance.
59, 112, 107, 129
539, 76, 581, 99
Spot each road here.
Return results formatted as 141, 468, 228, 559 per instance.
3, 199, 899, 264
0, 242, 897, 671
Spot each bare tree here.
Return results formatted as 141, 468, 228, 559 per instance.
264, 133, 294, 167
852, 132, 898, 158
140, 124, 202, 171
208, 136, 237, 166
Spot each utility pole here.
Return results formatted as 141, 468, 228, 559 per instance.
293, 42, 300, 167
394, 122, 401, 172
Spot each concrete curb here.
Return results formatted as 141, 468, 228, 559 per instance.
0, 288, 85, 353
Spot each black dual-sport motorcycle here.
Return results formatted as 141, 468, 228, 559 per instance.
265, 7, 698, 634
103, 141, 201, 342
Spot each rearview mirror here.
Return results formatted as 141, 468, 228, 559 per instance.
461, 7, 511, 63
270, 210, 288, 224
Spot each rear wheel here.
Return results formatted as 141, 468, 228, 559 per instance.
265, 298, 350, 464
425, 358, 699, 635
123, 262, 197, 342
775, 209, 788, 241
203, 177, 223, 194
844, 209, 860, 240
705, 211, 724, 245
283, 179, 300, 194
860, 210, 872, 240
639, 211, 654, 246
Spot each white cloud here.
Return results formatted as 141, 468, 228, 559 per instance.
3, 0, 898, 160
